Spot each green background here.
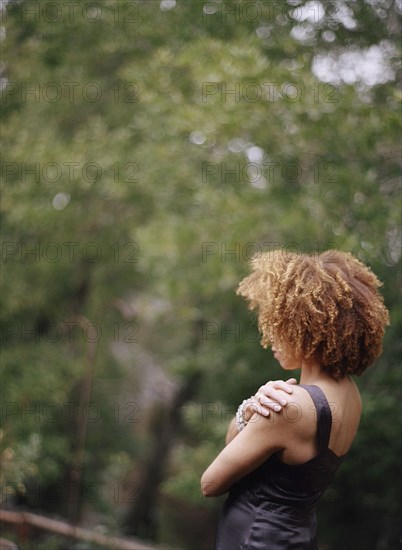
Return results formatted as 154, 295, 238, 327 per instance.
1, 1, 400, 548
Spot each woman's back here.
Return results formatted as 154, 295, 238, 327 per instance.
278, 377, 362, 466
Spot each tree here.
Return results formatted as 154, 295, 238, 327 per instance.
1, 1, 400, 548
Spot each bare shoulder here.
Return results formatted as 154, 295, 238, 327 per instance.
284, 385, 318, 420
283, 386, 319, 436
275, 385, 326, 463
246, 385, 316, 442
289, 379, 362, 416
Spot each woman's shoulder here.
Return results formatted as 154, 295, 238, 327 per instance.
285, 384, 320, 418
306, 377, 363, 421
290, 377, 362, 413
246, 385, 318, 445
289, 378, 362, 457
282, 385, 320, 436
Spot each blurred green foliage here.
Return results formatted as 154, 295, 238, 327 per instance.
1, 1, 400, 549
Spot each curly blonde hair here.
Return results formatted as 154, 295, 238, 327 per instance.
236, 249, 389, 379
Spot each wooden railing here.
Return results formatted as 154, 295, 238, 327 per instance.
0, 509, 173, 550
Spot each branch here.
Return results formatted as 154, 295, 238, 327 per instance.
0, 509, 171, 550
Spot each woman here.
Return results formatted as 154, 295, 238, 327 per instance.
201, 249, 389, 549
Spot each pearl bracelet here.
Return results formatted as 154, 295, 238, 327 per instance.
235, 398, 253, 432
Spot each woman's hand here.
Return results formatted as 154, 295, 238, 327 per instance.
244, 378, 298, 421
202, 377, 301, 496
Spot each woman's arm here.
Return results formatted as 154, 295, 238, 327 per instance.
201, 383, 311, 497
225, 418, 238, 445
201, 408, 292, 497
225, 378, 297, 445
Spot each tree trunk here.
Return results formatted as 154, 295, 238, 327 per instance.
122, 370, 202, 540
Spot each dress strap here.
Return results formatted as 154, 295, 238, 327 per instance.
299, 384, 332, 452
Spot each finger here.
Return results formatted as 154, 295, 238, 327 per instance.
251, 395, 276, 415
246, 397, 265, 414
250, 402, 270, 417
272, 380, 295, 394
266, 398, 285, 410
256, 391, 285, 410
285, 378, 298, 385
261, 380, 293, 394
266, 401, 282, 412
260, 384, 290, 404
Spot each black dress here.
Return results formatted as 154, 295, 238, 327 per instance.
215, 384, 345, 549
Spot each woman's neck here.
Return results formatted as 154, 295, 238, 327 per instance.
299, 358, 334, 385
